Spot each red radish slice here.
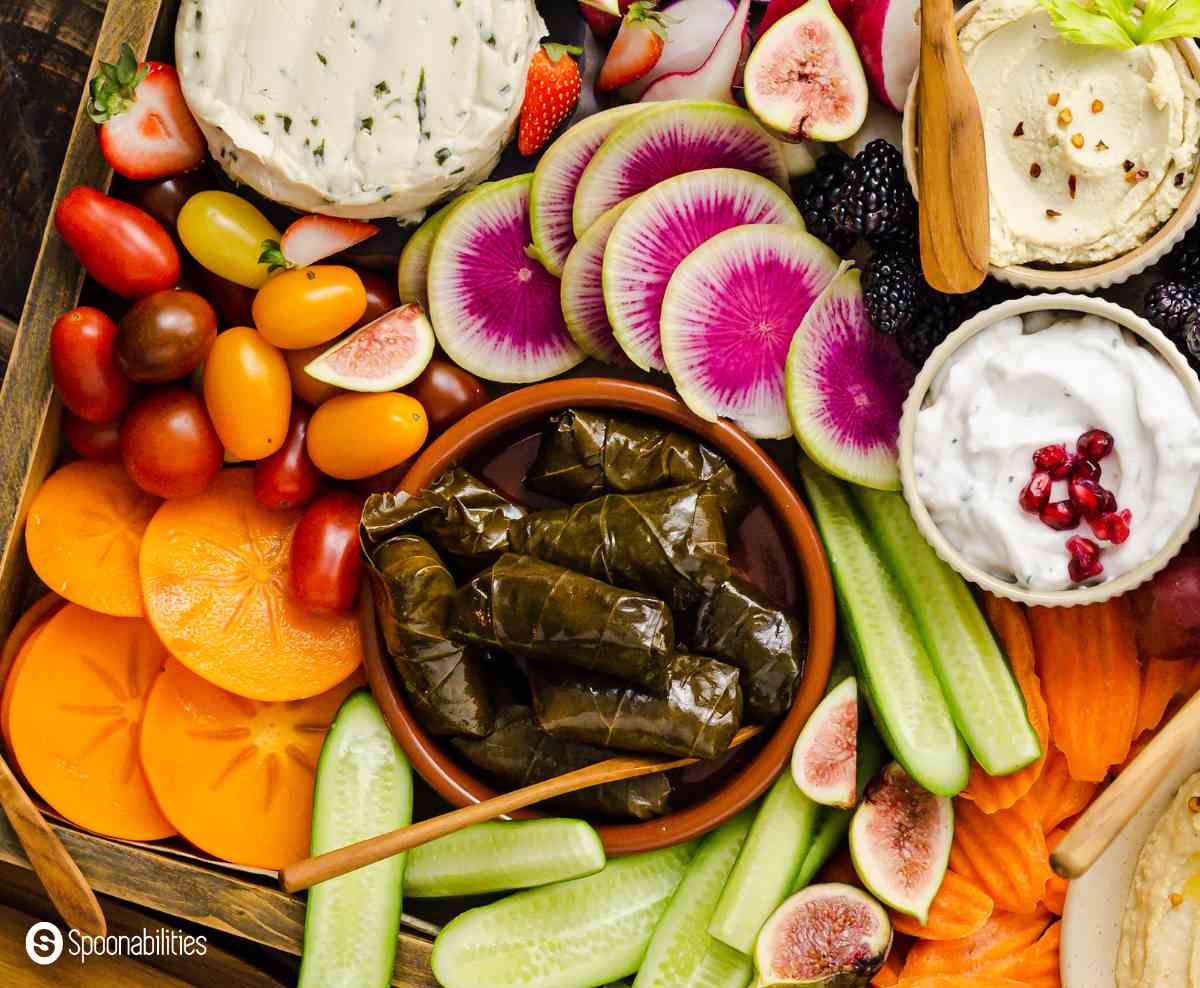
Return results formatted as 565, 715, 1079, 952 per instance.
305, 304, 435, 392
641, 0, 751, 104
427, 175, 584, 384
618, 0, 739, 100
660, 223, 839, 438
275, 215, 379, 268
603, 168, 803, 374
397, 202, 454, 311
560, 200, 636, 367
847, 0, 920, 113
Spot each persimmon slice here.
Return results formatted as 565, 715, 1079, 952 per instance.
7, 604, 174, 840
139, 469, 361, 701
1, 592, 63, 752
140, 658, 362, 870
26, 461, 160, 617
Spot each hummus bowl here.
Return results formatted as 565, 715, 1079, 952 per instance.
901, 0, 1200, 292
897, 294, 1200, 607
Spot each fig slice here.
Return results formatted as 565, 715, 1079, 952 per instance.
744, 0, 869, 143
753, 883, 892, 988
305, 304, 435, 392
791, 676, 858, 808
849, 763, 953, 925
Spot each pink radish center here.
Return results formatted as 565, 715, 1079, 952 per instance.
759, 21, 856, 136
769, 895, 882, 978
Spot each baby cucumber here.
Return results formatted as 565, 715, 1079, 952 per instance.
849, 487, 1041, 776
634, 811, 755, 988
798, 459, 970, 796
708, 771, 818, 955
404, 819, 605, 897
431, 842, 696, 988
298, 691, 413, 988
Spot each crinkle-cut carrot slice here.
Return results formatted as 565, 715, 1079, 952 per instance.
962, 596, 1049, 813
893, 870, 995, 941
1024, 747, 1098, 834
893, 978, 1028, 988
1014, 920, 1061, 988
900, 908, 1054, 980
8, 604, 174, 841
1027, 600, 1140, 783
26, 461, 160, 617
872, 943, 906, 987
1135, 657, 1197, 736
1041, 830, 1068, 917
950, 798, 1052, 915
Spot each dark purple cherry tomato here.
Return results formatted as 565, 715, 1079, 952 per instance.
403, 357, 487, 435
120, 387, 223, 498
255, 407, 321, 510
353, 269, 401, 330
351, 457, 413, 497
131, 171, 212, 231
289, 491, 364, 615
195, 266, 257, 327
50, 306, 133, 423
115, 290, 217, 383
63, 411, 122, 461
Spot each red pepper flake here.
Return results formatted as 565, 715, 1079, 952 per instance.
1138, 169, 1150, 180
1030, 162, 1042, 178
1046, 209, 1061, 219
1177, 172, 1188, 187
1123, 160, 1136, 172
1013, 121, 1025, 137
1068, 175, 1077, 199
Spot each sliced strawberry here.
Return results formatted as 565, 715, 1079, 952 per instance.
260, 216, 380, 272
579, 0, 623, 38
88, 44, 205, 180
518, 44, 583, 156
597, 2, 669, 92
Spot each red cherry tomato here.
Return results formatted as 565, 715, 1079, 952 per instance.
404, 357, 488, 434
62, 411, 121, 461
54, 187, 179, 299
254, 406, 321, 510
289, 491, 364, 614
120, 387, 223, 498
49, 306, 133, 423
353, 269, 401, 330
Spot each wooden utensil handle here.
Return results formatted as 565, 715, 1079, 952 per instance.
1052, 688, 1200, 879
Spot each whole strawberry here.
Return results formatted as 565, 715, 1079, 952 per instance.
597, 2, 668, 92
88, 42, 205, 180
518, 43, 583, 156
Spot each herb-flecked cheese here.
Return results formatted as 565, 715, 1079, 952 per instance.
176, 0, 546, 220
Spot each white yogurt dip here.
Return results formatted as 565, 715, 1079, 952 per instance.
914, 313, 1200, 590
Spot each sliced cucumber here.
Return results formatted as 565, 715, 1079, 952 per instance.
431, 843, 696, 988
849, 487, 1042, 777
708, 772, 818, 955
404, 819, 605, 898
797, 458, 970, 796
298, 691, 413, 988
634, 811, 755, 988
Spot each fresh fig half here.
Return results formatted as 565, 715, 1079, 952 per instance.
849, 763, 953, 925
753, 883, 892, 988
744, 0, 869, 143
305, 304, 435, 392
791, 676, 858, 808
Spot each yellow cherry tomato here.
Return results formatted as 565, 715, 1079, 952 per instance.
252, 267, 367, 349
203, 327, 292, 461
177, 191, 279, 289
284, 344, 344, 407
307, 393, 428, 480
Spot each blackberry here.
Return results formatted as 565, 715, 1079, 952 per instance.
834, 140, 918, 249
896, 279, 1012, 367
1185, 314, 1200, 365
794, 150, 856, 254
863, 244, 921, 336
1162, 225, 1200, 280
1144, 280, 1200, 337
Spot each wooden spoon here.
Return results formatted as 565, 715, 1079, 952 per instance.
280, 723, 764, 893
917, 0, 990, 293
1052, 689, 1200, 879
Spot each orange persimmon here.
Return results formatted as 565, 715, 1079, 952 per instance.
0, 592, 63, 752
138, 469, 362, 701
25, 460, 159, 617
139, 658, 363, 870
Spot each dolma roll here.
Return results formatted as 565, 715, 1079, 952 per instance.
686, 577, 806, 722
449, 553, 675, 693
364, 533, 494, 737
362, 466, 525, 564
530, 655, 743, 759
453, 706, 672, 820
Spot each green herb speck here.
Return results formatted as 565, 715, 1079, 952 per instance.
316, 51, 327, 65
450, 166, 465, 175
311, 116, 319, 126
360, 117, 374, 133
313, 139, 326, 163
276, 113, 292, 133
374, 80, 390, 98
450, 35, 458, 47
194, 9, 202, 27
435, 147, 451, 165
417, 68, 429, 141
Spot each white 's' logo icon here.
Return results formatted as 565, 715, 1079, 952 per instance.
25, 922, 63, 965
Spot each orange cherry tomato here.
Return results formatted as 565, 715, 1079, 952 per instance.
306, 393, 428, 481
252, 267, 366, 349
202, 327, 292, 461
284, 344, 344, 407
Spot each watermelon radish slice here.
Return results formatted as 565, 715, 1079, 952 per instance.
785, 266, 915, 490
660, 223, 839, 438
305, 304, 435, 392
530, 104, 646, 278
560, 200, 635, 367
397, 202, 454, 311
572, 101, 788, 236
791, 676, 859, 809
427, 176, 584, 384
603, 168, 802, 374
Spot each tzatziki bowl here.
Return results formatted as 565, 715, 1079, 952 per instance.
898, 294, 1200, 607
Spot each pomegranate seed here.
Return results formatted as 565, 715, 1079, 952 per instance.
1100, 487, 1118, 514
1093, 508, 1132, 545
1040, 499, 1081, 530
1049, 453, 1080, 480
1033, 444, 1069, 472
1066, 535, 1104, 582
1019, 471, 1053, 513
1077, 429, 1114, 461
1071, 458, 1101, 482
1069, 478, 1105, 519
1066, 535, 1100, 559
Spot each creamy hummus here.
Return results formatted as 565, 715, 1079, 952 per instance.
960, 0, 1200, 267
1118, 771, 1200, 987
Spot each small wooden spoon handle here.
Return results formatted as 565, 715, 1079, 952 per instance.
0, 754, 105, 935
1052, 687, 1200, 879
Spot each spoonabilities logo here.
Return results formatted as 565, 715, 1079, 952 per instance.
25, 922, 63, 965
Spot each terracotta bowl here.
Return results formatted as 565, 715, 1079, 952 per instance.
361, 378, 836, 854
